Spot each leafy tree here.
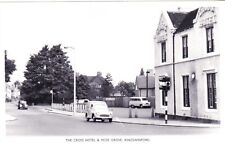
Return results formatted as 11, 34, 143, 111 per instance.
5, 50, 16, 82
76, 74, 90, 100
101, 73, 114, 97
21, 45, 74, 105
140, 68, 145, 76
115, 81, 135, 97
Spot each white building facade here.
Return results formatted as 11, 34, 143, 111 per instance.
154, 7, 220, 121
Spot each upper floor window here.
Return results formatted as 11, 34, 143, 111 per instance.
206, 27, 214, 53
182, 35, 188, 58
161, 42, 166, 63
207, 73, 217, 109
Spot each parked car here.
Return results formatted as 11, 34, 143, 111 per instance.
18, 100, 28, 110
129, 97, 151, 108
85, 101, 113, 122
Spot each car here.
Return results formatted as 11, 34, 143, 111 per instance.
85, 101, 113, 122
129, 97, 151, 108
18, 100, 28, 110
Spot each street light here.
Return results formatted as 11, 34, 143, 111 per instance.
63, 46, 76, 116
43, 64, 53, 108
146, 70, 150, 98
50, 90, 53, 108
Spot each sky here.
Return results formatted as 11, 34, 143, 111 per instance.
0, 2, 206, 85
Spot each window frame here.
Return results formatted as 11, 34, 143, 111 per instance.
207, 73, 217, 109
182, 35, 188, 58
161, 42, 166, 63
183, 75, 190, 107
206, 27, 214, 53
162, 90, 167, 106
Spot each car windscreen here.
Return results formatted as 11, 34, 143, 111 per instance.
93, 104, 108, 109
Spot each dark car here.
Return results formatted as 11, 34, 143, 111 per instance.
18, 100, 28, 110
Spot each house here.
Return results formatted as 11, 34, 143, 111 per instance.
5, 82, 12, 101
135, 70, 155, 98
87, 72, 105, 100
154, 7, 220, 121
5, 81, 21, 102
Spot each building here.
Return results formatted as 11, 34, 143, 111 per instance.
135, 70, 155, 98
87, 72, 105, 100
5, 81, 21, 102
154, 7, 220, 121
5, 82, 12, 101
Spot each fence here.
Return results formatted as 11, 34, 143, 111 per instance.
103, 96, 155, 108
103, 96, 129, 108
52, 103, 87, 113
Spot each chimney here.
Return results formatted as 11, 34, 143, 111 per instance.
97, 72, 102, 77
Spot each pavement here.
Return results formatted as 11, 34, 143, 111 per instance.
43, 107, 220, 128
5, 114, 17, 121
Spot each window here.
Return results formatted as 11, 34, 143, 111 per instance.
161, 42, 166, 63
207, 73, 217, 109
183, 75, 190, 107
206, 27, 214, 53
182, 35, 188, 58
162, 90, 167, 106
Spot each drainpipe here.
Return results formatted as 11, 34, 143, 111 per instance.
173, 33, 176, 116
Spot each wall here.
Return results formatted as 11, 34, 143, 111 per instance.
172, 7, 220, 120
138, 88, 155, 97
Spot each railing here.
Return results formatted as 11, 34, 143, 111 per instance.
52, 103, 74, 112
52, 103, 87, 113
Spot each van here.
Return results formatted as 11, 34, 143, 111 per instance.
85, 101, 113, 122
129, 97, 151, 108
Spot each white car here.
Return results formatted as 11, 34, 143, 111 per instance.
129, 97, 151, 108
18, 100, 28, 110
85, 101, 113, 122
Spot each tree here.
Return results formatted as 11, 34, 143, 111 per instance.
76, 74, 90, 100
140, 68, 145, 76
21, 45, 74, 105
5, 50, 16, 82
101, 73, 114, 97
115, 81, 135, 97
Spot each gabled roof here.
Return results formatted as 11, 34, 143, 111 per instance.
136, 75, 155, 89
175, 8, 199, 33
167, 12, 187, 28
87, 75, 105, 85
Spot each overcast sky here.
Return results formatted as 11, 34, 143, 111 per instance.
0, 2, 207, 85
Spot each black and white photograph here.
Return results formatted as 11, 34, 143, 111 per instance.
1, 0, 224, 145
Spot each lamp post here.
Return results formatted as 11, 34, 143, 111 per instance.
64, 46, 76, 116
50, 90, 53, 108
146, 70, 150, 98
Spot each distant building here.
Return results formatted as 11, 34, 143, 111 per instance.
154, 7, 220, 121
5, 82, 12, 101
87, 72, 105, 100
135, 70, 155, 98
5, 82, 21, 101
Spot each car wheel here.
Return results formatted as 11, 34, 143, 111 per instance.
109, 118, 112, 122
130, 105, 134, 108
92, 114, 96, 122
101, 119, 104, 122
87, 118, 90, 122
139, 104, 143, 108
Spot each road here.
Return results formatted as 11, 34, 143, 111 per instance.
6, 102, 218, 136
